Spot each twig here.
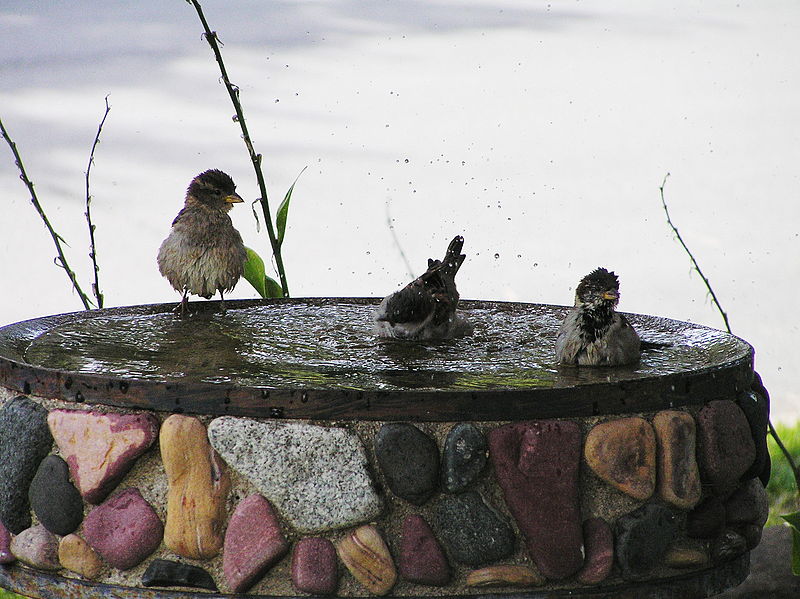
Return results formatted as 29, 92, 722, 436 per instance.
659, 173, 731, 333
385, 199, 415, 280
659, 173, 800, 494
0, 116, 94, 310
85, 96, 111, 309
186, 0, 289, 297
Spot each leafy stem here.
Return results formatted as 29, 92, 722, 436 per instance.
186, 0, 289, 297
0, 116, 94, 310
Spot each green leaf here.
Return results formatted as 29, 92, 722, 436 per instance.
781, 511, 800, 575
276, 166, 307, 248
264, 275, 284, 299
242, 246, 267, 298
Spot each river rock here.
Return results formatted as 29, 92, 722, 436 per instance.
442, 423, 487, 493
29, 454, 84, 535
615, 504, 677, 580
576, 517, 614, 585
488, 420, 582, 579
665, 540, 710, 568
374, 423, 440, 505
653, 410, 701, 509
291, 537, 338, 595
687, 496, 726, 539
48, 409, 159, 504
337, 525, 397, 596
10, 524, 60, 570
434, 491, 515, 566
466, 564, 544, 588
82, 487, 163, 570
208, 417, 381, 532
399, 514, 450, 586
585, 417, 656, 501
725, 478, 769, 527
711, 528, 748, 563
0, 396, 53, 533
223, 494, 289, 593
748, 372, 772, 485
161, 414, 230, 559
1, 518, 15, 564
59, 534, 103, 579
142, 558, 218, 591
696, 400, 756, 496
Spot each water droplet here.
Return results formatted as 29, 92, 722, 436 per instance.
494, 253, 500, 259
534, 262, 539, 267
404, 158, 409, 163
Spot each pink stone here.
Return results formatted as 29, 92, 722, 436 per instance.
697, 400, 756, 496
0, 519, 14, 564
10, 524, 60, 570
82, 488, 163, 570
576, 518, 613, 585
488, 421, 583, 580
48, 409, 159, 504
223, 494, 289, 593
291, 537, 338, 595
399, 515, 450, 586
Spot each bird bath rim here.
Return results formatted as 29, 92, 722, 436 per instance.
0, 297, 754, 421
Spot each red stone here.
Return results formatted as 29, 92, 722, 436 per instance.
82, 488, 163, 570
0, 519, 14, 564
399, 515, 451, 586
576, 517, 613, 585
223, 494, 289, 593
48, 409, 159, 504
291, 537, 338, 595
488, 420, 583, 579
696, 400, 756, 496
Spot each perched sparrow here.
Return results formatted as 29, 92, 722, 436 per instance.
555, 267, 641, 366
157, 169, 248, 315
374, 235, 471, 340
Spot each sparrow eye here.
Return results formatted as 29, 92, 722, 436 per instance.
212, 189, 222, 196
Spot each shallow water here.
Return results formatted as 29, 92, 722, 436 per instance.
19, 301, 748, 392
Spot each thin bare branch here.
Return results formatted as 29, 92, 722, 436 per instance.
1, 116, 94, 310
85, 95, 111, 309
659, 173, 731, 333
186, 0, 289, 297
659, 173, 799, 495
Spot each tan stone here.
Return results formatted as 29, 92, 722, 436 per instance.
584, 417, 656, 500
337, 525, 396, 595
665, 540, 709, 568
59, 534, 103, 580
653, 410, 701, 510
161, 414, 231, 559
466, 565, 544, 588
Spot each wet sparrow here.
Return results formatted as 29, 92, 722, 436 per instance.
157, 169, 248, 315
374, 235, 471, 340
555, 267, 640, 366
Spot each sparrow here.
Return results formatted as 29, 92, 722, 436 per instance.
555, 267, 641, 366
157, 169, 248, 315
374, 235, 471, 340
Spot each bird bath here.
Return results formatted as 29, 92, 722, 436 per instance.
0, 298, 765, 598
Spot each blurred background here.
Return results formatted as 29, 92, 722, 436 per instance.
1, 0, 798, 419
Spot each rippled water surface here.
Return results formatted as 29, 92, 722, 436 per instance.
16, 300, 749, 391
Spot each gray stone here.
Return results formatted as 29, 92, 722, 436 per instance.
208, 417, 381, 533
615, 504, 677, 580
442, 423, 487, 493
434, 491, 515, 566
29, 455, 84, 535
0, 396, 53, 534
10, 524, 60, 570
375, 423, 440, 505
142, 559, 218, 591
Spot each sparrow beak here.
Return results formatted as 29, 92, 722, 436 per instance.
224, 193, 244, 204
602, 290, 619, 301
